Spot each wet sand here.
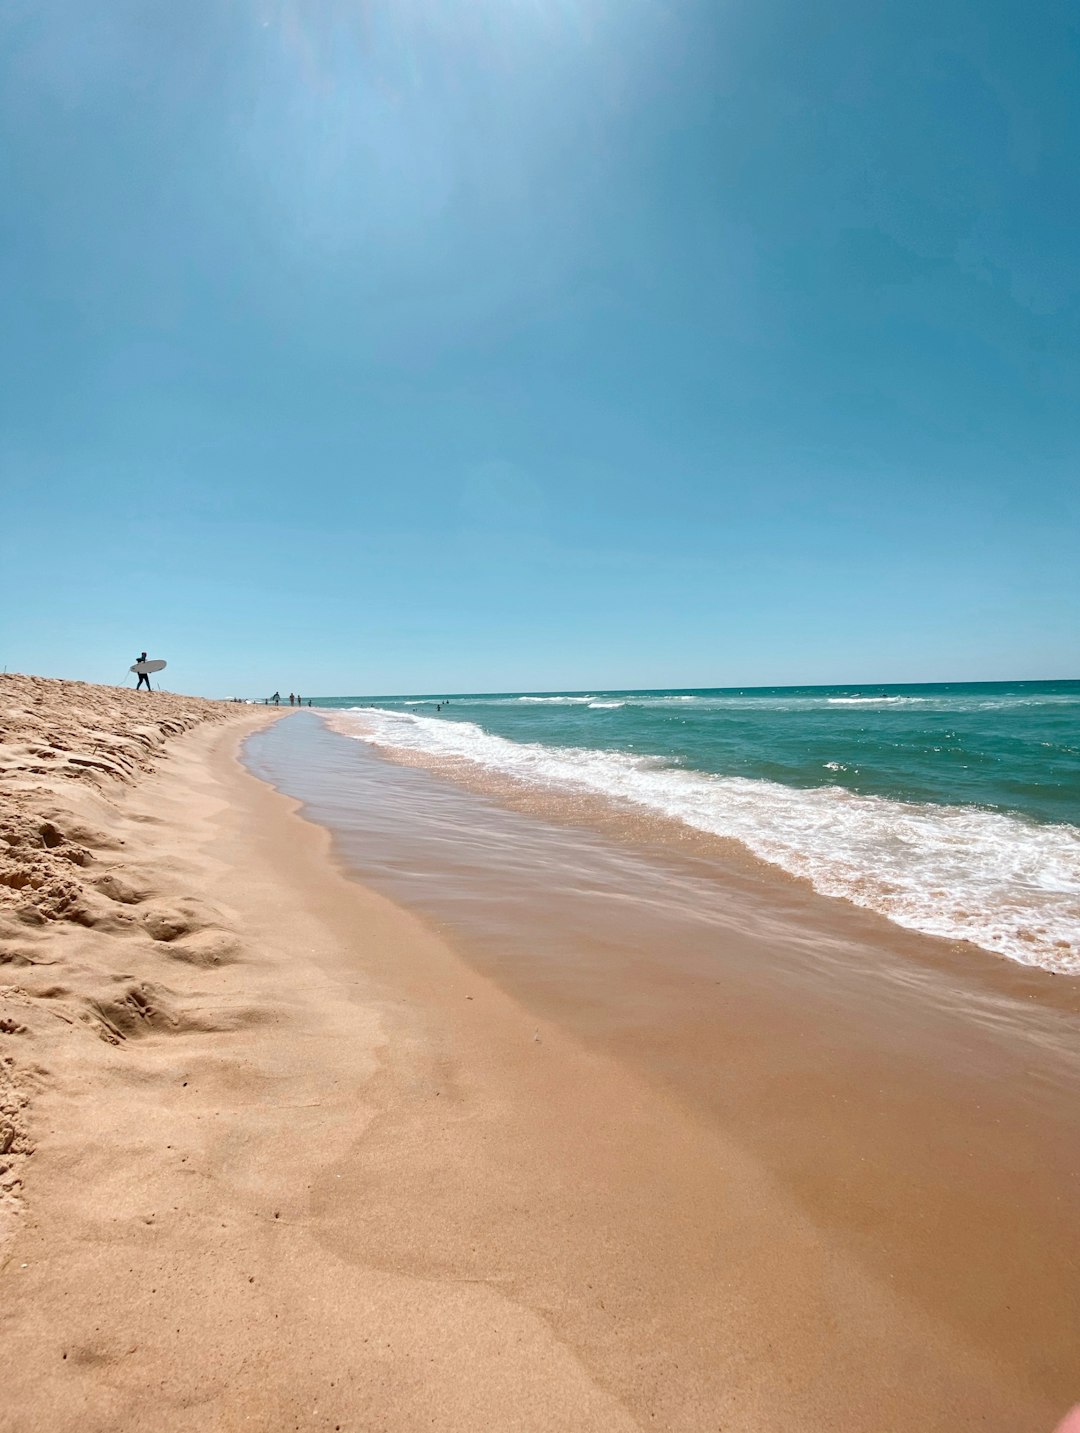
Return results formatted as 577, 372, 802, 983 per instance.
248, 713, 1080, 1430
2, 683, 1078, 1431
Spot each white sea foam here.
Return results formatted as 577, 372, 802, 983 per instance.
385, 691, 1074, 715
333, 707, 1080, 973
588, 700, 626, 709
516, 695, 597, 705
826, 696, 927, 706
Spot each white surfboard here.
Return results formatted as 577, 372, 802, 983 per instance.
131, 660, 167, 675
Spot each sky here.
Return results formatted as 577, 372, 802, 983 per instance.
2, 0, 1078, 698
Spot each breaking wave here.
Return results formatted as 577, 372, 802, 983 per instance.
326, 708, 1080, 973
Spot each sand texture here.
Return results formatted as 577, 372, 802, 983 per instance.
0, 675, 248, 1250
0, 683, 655, 1431
0, 675, 1076, 1433
0, 675, 238, 925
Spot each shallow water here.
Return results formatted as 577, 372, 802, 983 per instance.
243, 714, 1080, 1058
310, 681, 1080, 972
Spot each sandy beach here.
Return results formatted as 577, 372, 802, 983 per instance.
1, 674, 1078, 1433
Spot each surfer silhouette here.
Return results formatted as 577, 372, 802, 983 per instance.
135, 653, 151, 691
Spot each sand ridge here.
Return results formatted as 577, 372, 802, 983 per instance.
0, 673, 242, 924
0, 675, 254, 1253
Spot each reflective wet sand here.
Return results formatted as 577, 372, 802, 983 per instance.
244, 713, 1080, 1429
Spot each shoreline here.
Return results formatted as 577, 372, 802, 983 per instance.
1, 685, 1077, 1430
316, 696, 1080, 975
320, 708, 1080, 1022
247, 713, 1080, 1428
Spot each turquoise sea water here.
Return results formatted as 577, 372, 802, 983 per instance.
313, 682, 1080, 971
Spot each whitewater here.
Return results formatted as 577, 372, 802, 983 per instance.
324, 694, 1080, 974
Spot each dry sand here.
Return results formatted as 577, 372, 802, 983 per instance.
1, 674, 1076, 1432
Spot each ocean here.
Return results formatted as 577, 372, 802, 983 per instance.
311, 681, 1080, 973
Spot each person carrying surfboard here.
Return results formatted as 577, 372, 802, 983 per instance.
135, 653, 151, 691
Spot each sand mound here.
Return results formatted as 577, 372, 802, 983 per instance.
0, 675, 234, 925
0, 674, 248, 1251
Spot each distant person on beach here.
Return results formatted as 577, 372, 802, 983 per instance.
135, 653, 151, 691
289, 692, 295, 706
272, 691, 280, 705
296, 693, 302, 706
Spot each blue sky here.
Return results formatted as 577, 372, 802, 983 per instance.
2, 0, 1078, 697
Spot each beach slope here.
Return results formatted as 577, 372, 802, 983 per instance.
0, 674, 1074, 1433
0, 679, 645, 1431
